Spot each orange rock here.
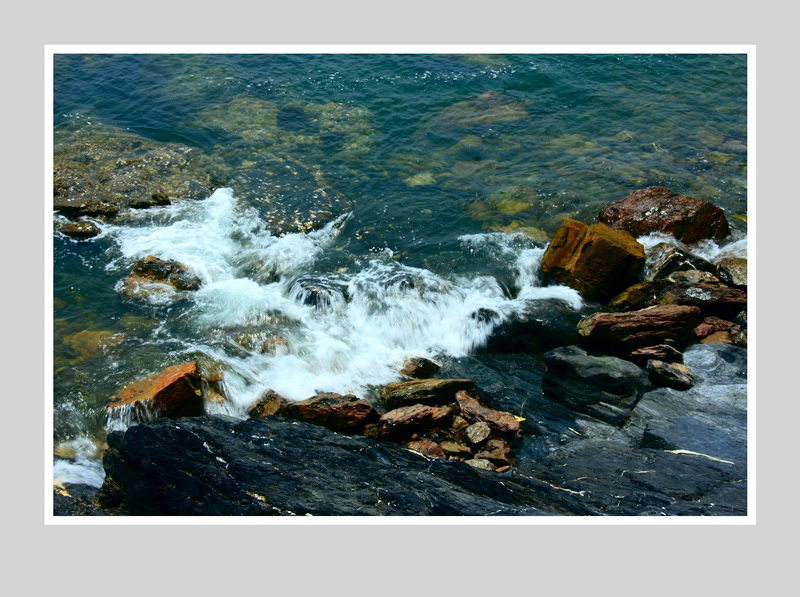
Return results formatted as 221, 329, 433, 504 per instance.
540, 219, 645, 301
107, 361, 203, 422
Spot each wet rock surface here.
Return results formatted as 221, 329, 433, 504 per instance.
597, 186, 731, 244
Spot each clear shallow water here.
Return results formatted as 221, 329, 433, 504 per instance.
52, 53, 748, 486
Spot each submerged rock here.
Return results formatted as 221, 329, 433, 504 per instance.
597, 186, 731, 244
540, 219, 645, 301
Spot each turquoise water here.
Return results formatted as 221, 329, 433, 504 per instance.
52, 53, 747, 486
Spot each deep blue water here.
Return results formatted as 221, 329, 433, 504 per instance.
52, 53, 747, 486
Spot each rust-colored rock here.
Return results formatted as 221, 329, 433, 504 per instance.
576, 305, 703, 353
379, 378, 476, 410
378, 403, 454, 438
455, 390, 521, 434
282, 393, 378, 433
475, 438, 514, 467
700, 331, 735, 345
540, 219, 645, 301
609, 280, 665, 311
248, 390, 291, 418
404, 439, 447, 459
693, 316, 740, 340
107, 361, 203, 422
439, 440, 473, 459
598, 186, 730, 244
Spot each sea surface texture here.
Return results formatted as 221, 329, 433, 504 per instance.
52, 53, 747, 496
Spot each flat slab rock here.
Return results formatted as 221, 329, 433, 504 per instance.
98, 416, 598, 516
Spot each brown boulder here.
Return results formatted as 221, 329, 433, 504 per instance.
454, 391, 521, 434
379, 378, 476, 410
282, 393, 378, 433
540, 219, 645, 301
378, 403, 454, 438
576, 305, 703, 353
106, 361, 203, 423
597, 186, 730, 244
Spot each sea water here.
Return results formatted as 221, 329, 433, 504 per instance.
52, 53, 748, 486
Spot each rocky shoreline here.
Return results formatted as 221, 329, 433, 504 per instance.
54, 172, 748, 516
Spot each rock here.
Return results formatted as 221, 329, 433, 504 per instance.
658, 281, 747, 320
475, 438, 514, 467
693, 316, 740, 341
439, 441, 473, 459
666, 270, 720, 286
608, 280, 666, 311
125, 255, 202, 292
426, 91, 530, 129
542, 346, 652, 426
60, 220, 101, 239
715, 257, 747, 287
628, 344, 684, 367
701, 331, 734, 344
465, 421, 492, 445
597, 186, 731, 244
405, 439, 446, 459
577, 305, 703, 353
99, 416, 595, 515
248, 390, 291, 418
378, 403, 454, 438
540, 219, 645, 301
400, 357, 441, 379
105, 361, 204, 425
130, 193, 172, 209
645, 244, 717, 281
465, 458, 497, 472
647, 360, 695, 390
379, 378, 476, 411
233, 332, 289, 355
282, 393, 379, 434
454, 390, 521, 434
483, 299, 586, 353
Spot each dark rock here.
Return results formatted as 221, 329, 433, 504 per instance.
400, 357, 441, 379
647, 360, 695, 390
542, 346, 652, 426
59, 220, 101, 239
597, 186, 730, 244
130, 193, 172, 209
658, 281, 747, 320
628, 344, 684, 366
248, 390, 291, 418
98, 415, 596, 515
378, 403, 454, 438
105, 361, 204, 425
645, 243, 717, 281
53, 483, 105, 516
379, 378, 476, 410
483, 299, 585, 353
283, 393, 379, 434
577, 305, 703, 354
454, 390, 522, 434
539, 219, 645, 301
